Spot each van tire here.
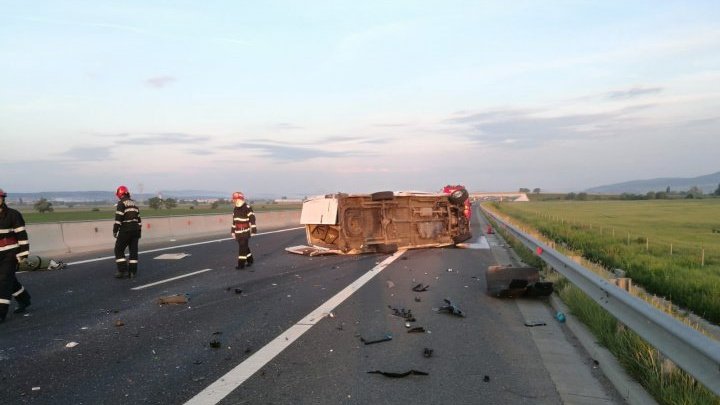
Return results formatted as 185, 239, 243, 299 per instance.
448, 189, 469, 204
371, 191, 395, 201
375, 243, 398, 254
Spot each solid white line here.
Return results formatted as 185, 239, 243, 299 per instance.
130, 268, 214, 291
63, 227, 304, 266
184, 249, 406, 405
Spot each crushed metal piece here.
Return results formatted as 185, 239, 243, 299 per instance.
367, 370, 428, 378
412, 283, 429, 292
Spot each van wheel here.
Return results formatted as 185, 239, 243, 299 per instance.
375, 243, 398, 254
448, 189, 469, 204
371, 191, 394, 201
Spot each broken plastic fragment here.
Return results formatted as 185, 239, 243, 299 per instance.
407, 326, 426, 333
367, 370, 428, 378
360, 334, 393, 345
209, 340, 221, 349
412, 283, 429, 292
423, 348, 434, 358
65, 342, 79, 348
524, 320, 546, 327
438, 299, 465, 317
157, 294, 188, 305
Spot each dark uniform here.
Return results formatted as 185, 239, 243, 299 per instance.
0, 202, 32, 322
231, 203, 257, 269
113, 196, 142, 278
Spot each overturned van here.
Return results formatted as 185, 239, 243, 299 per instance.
286, 189, 472, 255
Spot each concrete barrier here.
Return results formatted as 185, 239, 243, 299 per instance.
26, 210, 300, 256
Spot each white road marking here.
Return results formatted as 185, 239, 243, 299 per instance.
62, 227, 304, 266
130, 268, 214, 291
154, 253, 191, 260
184, 249, 406, 405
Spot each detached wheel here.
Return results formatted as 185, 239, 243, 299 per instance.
371, 191, 395, 201
448, 189, 469, 204
375, 243, 398, 254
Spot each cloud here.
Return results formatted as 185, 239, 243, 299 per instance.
116, 133, 210, 145
318, 136, 390, 145
58, 146, 113, 161
272, 122, 304, 130
606, 87, 663, 100
145, 76, 177, 88
445, 105, 654, 147
231, 142, 365, 161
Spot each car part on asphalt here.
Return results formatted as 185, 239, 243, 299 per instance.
367, 370, 429, 378
360, 334, 393, 345
438, 298, 465, 317
412, 283, 429, 292
485, 265, 554, 298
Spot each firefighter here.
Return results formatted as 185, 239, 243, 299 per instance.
0, 188, 32, 323
113, 185, 142, 279
230, 192, 257, 269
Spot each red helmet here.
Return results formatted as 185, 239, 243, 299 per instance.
232, 192, 245, 201
0, 188, 6, 198
116, 185, 130, 199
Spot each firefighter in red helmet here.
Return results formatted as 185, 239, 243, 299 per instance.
230, 192, 256, 269
113, 185, 142, 279
0, 188, 32, 323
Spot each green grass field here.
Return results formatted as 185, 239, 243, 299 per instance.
490, 199, 720, 324
18, 203, 301, 224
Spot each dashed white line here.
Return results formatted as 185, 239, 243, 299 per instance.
183, 249, 406, 405
63, 226, 304, 266
130, 268, 214, 291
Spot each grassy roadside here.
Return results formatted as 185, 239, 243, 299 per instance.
19, 204, 301, 224
483, 205, 720, 404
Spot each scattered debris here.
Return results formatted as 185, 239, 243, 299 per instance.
437, 299, 465, 317
115, 320, 125, 327
423, 348, 434, 358
234, 288, 243, 294
212, 331, 222, 335
244, 347, 253, 354
414, 296, 421, 302
386, 281, 395, 288
157, 294, 188, 305
486, 265, 553, 298
447, 268, 453, 272
405, 322, 411, 328
32, 387, 41, 391
367, 370, 428, 378
483, 375, 490, 382
412, 283, 429, 292
524, 320, 546, 327
360, 334, 393, 345
65, 342, 79, 348
407, 326, 426, 333
555, 312, 566, 323
209, 340, 221, 349
193, 360, 203, 365
388, 306, 415, 321
192, 377, 206, 382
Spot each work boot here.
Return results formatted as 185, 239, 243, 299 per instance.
128, 271, 136, 279
235, 260, 245, 270
114, 271, 127, 279
246, 255, 254, 267
13, 289, 31, 314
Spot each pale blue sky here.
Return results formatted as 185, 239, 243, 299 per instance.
2, 1, 719, 196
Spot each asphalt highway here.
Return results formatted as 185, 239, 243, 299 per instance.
0, 216, 614, 404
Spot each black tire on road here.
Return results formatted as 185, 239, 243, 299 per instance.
375, 243, 398, 254
448, 188, 469, 204
371, 191, 395, 201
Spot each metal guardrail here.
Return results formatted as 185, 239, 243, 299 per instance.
481, 206, 720, 396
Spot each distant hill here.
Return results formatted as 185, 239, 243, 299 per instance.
586, 171, 720, 194
7, 190, 230, 203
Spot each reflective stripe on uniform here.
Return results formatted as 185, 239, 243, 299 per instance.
128, 260, 138, 264
0, 244, 18, 251
13, 226, 26, 232
18, 240, 29, 245
17, 251, 28, 257
116, 258, 127, 263
238, 255, 248, 260
0, 298, 10, 305
12, 286, 25, 297
124, 208, 139, 213
114, 221, 122, 225
115, 211, 124, 215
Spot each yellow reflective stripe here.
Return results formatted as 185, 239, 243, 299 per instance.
128, 260, 138, 263
18, 240, 29, 245
0, 244, 18, 251
17, 251, 29, 257
0, 298, 10, 304
12, 286, 25, 296
13, 226, 26, 232
116, 258, 127, 263
238, 255, 248, 259
115, 211, 124, 215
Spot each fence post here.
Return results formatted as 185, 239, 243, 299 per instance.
646, 237, 649, 252
627, 232, 630, 245
670, 243, 673, 256
701, 248, 705, 267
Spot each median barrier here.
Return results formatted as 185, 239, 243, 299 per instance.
26, 210, 301, 256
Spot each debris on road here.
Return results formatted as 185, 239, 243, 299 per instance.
367, 369, 429, 378
437, 299, 465, 317
423, 348, 434, 358
414, 296, 421, 302
65, 342, 79, 348
32, 387, 41, 391
412, 283, 429, 292
360, 334, 393, 345
192, 377, 206, 382
484, 375, 490, 382
388, 306, 415, 321
157, 294, 188, 305
407, 326, 426, 333
524, 320, 546, 327
555, 312, 566, 323
115, 320, 125, 327
209, 340, 221, 349
486, 265, 554, 298
386, 281, 395, 288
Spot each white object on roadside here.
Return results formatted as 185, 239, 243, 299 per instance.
65, 342, 79, 348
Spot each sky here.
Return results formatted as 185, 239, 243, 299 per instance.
1, 0, 719, 197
